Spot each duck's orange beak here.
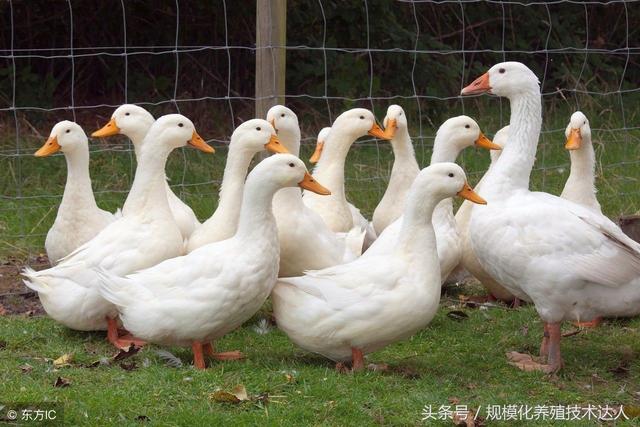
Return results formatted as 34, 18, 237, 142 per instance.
382, 118, 398, 139
265, 134, 288, 154
475, 132, 502, 150
457, 182, 486, 205
565, 128, 582, 150
461, 72, 491, 96
309, 141, 324, 164
188, 131, 215, 153
368, 122, 391, 140
92, 118, 120, 137
34, 136, 61, 157
298, 172, 331, 195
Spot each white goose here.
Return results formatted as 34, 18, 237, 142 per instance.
23, 115, 214, 349
561, 111, 601, 213
92, 104, 201, 240
267, 105, 364, 277
371, 105, 420, 235
462, 61, 640, 373
186, 119, 288, 252
98, 154, 331, 369
365, 116, 500, 284
454, 125, 519, 302
302, 108, 390, 248
35, 121, 115, 265
273, 163, 486, 370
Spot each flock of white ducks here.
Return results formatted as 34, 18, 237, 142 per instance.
21, 61, 635, 374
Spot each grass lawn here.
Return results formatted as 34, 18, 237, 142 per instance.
1, 104, 640, 424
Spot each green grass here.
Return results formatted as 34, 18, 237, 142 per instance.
1, 300, 640, 426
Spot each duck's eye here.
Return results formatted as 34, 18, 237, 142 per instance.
256, 127, 261, 131
65, 129, 71, 133
281, 113, 285, 118
465, 124, 470, 129
359, 115, 365, 120
125, 112, 130, 116
499, 68, 506, 74
288, 162, 295, 167
583, 121, 586, 125
448, 173, 454, 177
178, 123, 184, 127
399, 112, 403, 116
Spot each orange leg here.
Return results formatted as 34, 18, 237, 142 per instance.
105, 316, 146, 350
539, 323, 550, 361
352, 348, 365, 372
106, 317, 120, 347
573, 317, 602, 328
507, 322, 563, 373
203, 342, 215, 357
511, 297, 522, 309
192, 341, 206, 370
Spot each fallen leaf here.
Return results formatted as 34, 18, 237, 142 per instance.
135, 415, 150, 422
113, 344, 140, 361
0, 304, 7, 316
448, 396, 460, 405
0, 340, 6, 350
562, 329, 581, 338
53, 376, 71, 388
120, 361, 138, 371
209, 385, 250, 403
452, 409, 483, 426
53, 353, 74, 368
19, 363, 33, 373
447, 310, 469, 321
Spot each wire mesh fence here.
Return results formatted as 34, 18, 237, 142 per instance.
0, 0, 639, 256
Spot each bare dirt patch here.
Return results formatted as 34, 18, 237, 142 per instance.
0, 255, 48, 316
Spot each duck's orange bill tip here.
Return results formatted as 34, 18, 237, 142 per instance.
565, 128, 582, 151
264, 134, 289, 154
91, 118, 120, 138
298, 172, 331, 195
367, 122, 391, 140
188, 131, 215, 153
383, 118, 398, 139
475, 132, 502, 150
461, 72, 491, 96
309, 141, 324, 164
34, 136, 60, 157
457, 182, 486, 205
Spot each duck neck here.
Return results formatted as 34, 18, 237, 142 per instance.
235, 177, 279, 243
486, 88, 542, 192
430, 130, 463, 216
60, 147, 100, 210
279, 127, 301, 157
562, 136, 598, 206
390, 127, 419, 179
123, 143, 172, 217
213, 145, 256, 225
311, 131, 353, 200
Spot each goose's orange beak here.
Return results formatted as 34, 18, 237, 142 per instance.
309, 141, 324, 164
188, 131, 215, 153
368, 122, 391, 140
461, 72, 491, 96
475, 132, 502, 150
34, 136, 61, 157
92, 118, 120, 137
298, 172, 331, 195
457, 182, 486, 205
265, 134, 288, 154
383, 118, 398, 139
565, 128, 582, 150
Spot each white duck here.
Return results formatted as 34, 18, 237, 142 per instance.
365, 116, 500, 283
453, 125, 520, 302
98, 154, 331, 369
35, 121, 115, 265
303, 108, 390, 248
23, 115, 214, 349
92, 104, 201, 240
462, 61, 640, 373
309, 127, 331, 164
561, 111, 601, 213
185, 120, 288, 252
267, 105, 364, 277
272, 163, 486, 370
371, 105, 420, 235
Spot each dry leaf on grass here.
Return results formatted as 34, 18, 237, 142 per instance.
113, 344, 140, 361
447, 310, 469, 321
452, 408, 483, 426
19, 363, 33, 373
53, 376, 71, 388
209, 385, 250, 404
0, 303, 7, 316
53, 353, 73, 368
119, 361, 138, 371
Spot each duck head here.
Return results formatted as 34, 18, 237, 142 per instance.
231, 119, 288, 155
461, 61, 540, 97
252, 153, 331, 195
438, 115, 501, 152
309, 126, 331, 164
145, 114, 213, 153
266, 105, 300, 154
415, 162, 486, 205
382, 104, 408, 141
92, 104, 155, 143
35, 121, 87, 157
565, 111, 590, 151
332, 108, 390, 141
